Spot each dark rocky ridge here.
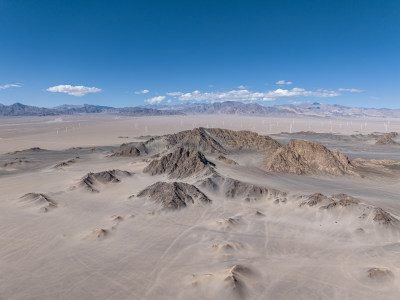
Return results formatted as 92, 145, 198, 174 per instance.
143, 147, 215, 179
137, 181, 211, 209
79, 169, 132, 192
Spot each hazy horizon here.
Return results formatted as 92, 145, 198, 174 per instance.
2, 100, 400, 111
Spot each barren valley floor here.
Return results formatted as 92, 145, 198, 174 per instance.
0, 115, 399, 299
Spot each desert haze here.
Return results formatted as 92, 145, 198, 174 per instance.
1, 114, 400, 299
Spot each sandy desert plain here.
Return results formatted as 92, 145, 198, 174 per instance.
1, 114, 400, 300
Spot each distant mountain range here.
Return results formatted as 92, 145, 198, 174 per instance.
0, 103, 182, 117
1, 101, 399, 118
172, 102, 400, 118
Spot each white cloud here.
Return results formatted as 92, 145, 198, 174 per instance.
237, 85, 248, 89
135, 89, 149, 94
276, 80, 293, 85
166, 92, 184, 96
0, 83, 22, 90
46, 85, 102, 96
178, 88, 340, 102
145, 95, 166, 104
338, 88, 363, 93
289, 100, 304, 105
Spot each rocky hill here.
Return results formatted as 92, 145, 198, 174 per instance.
79, 169, 132, 192
264, 140, 355, 175
199, 174, 286, 202
206, 128, 281, 154
299, 192, 399, 227
143, 147, 215, 179
113, 127, 281, 157
137, 181, 211, 209
376, 132, 398, 145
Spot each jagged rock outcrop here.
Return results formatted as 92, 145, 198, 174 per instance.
320, 194, 360, 209
8, 147, 45, 154
373, 208, 399, 226
143, 147, 215, 179
216, 155, 238, 165
18, 193, 57, 212
367, 268, 394, 281
79, 169, 132, 192
3, 157, 32, 168
137, 181, 211, 209
112, 127, 281, 157
112, 143, 146, 157
54, 157, 80, 169
376, 132, 398, 145
300, 193, 360, 208
86, 228, 108, 240
224, 178, 285, 201
264, 140, 355, 176
299, 193, 329, 207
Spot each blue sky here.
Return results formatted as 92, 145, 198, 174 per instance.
0, 0, 399, 108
